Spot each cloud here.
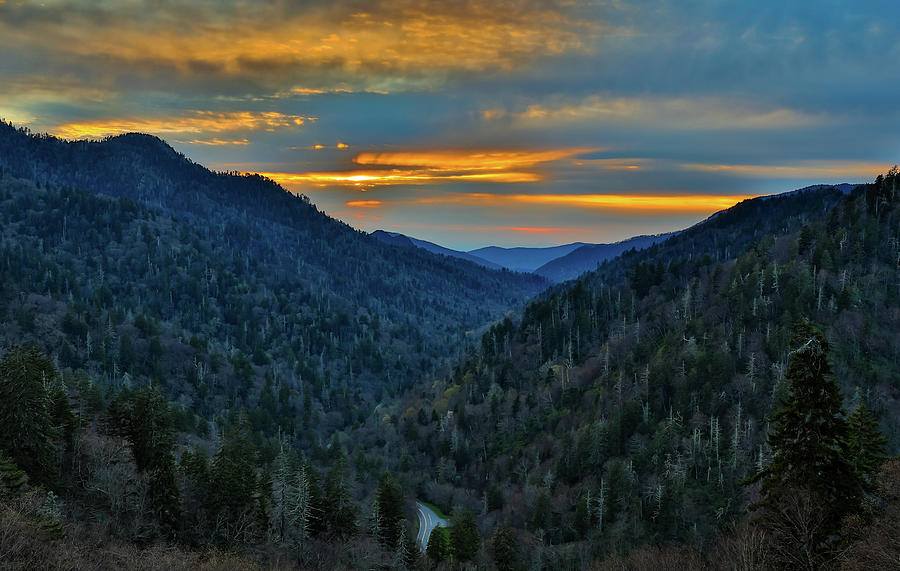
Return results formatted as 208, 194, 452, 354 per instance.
0, 0, 600, 93
389, 223, 580, 234
346, 200, 383, 208
402, 192, 759, 214
181, 137, 250, 146
680, 160, 886, 179
261, 147, 593, 188
353, 148, 595, 171
504, 193, 759, 213
487, 95, 822, 130
258, 169, 542, 187
51, 111, 313, 140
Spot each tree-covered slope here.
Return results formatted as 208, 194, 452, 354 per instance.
0, 124, 552, 568
360, 175, 899, 568
0, 122, 546, 440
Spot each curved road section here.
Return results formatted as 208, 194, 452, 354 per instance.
415, 501, 448, 552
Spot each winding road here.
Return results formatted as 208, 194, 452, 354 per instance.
415, 501, 448, 552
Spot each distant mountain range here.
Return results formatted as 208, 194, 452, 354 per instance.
370, 230, 503, 270
533, 234, 673, 282
371, 232, 675, 282
468, 243, 587, 273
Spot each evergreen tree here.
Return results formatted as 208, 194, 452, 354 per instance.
324, 448, 359, 535
449, 507, 481, 562
128, 386, 170, 472
492, 523, 519, 571
846, 400, 888, 494
529, 490, 551, 531
745, 322, 862, 560
0, 450, 28, 498
47, 375, 76, 449
128, 386, 182, 538
574, 493, 592, 538
0, 345, 59, 487
148, 453, 182, 539
210, 422, 262, 545
426, 526, 450, 563
375, 471, 405, 548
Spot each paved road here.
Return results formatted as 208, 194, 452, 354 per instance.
415, 501, 448, 552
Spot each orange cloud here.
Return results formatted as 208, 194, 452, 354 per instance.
183, 137, 250, 146
53, 111, 313, 140
506, 193, 757, 213
346, 200, 383, 207
0, 1, 602, 91
507, 226, 577, 234
258, 169, 541, 187
391, 223, 579, 234
401, 192, 758, 214
354, 148, 594, 172
258, 147, 590, 188
574, 158, 650, 170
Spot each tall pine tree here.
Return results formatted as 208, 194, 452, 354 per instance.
449, 507, 481, 562
846, 399, 888, 494
375, 471, 405, 548
745, 322, 863, 563
0, 345, 60, 487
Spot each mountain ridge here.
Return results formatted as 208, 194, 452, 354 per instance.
370, 230, 503, 270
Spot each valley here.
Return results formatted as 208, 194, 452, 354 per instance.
0, 124, 897, 569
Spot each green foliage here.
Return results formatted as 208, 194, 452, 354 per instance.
373, 173, 900, 565
375, 471, 405, 548
449, 507, 481, 562
491, 523, 519, 571
745, 322, 868, 563
426, 526, 450, 563
0, 345, 60, 487
47, 375, 76, 449
846, 399, 889, 494
128, 386, 172, 473
0, 126, 897, 568
124, 386, 182, 538
0, 450, 28, 498
530, 490, 551, 531
323, 447, 359, 536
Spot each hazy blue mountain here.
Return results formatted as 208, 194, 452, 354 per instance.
534, 233, 674, 282
468, 242, 588, 272
370, 230, 502, 270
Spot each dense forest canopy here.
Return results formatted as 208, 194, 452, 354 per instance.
0, 123, 897, 569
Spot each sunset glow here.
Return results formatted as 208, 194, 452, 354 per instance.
1, 0, 894, 248
53, 111, 312, 140
258, 170, 542, 187
353, 149, 594, 171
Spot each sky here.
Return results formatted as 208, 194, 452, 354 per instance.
1, 1, 898, 250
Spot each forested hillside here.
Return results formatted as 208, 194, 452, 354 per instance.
0, 122, 546, 426
363, 173, 899, 568
0, 124, 545, 568
0, 121, 896, 569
